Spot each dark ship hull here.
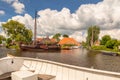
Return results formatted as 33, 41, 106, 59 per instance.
20, 44, 61, 52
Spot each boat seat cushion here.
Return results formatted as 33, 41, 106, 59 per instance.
38, 74, 55, 80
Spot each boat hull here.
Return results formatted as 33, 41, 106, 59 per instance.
0, 57, 120, 80
20, 45, 61, 52
101, 51, 118, 56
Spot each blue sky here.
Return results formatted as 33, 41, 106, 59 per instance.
0, 0, 102, 22
0, 0, 120, 41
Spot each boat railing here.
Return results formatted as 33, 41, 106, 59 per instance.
22, 57, 120, 78
0, 57, 120, 80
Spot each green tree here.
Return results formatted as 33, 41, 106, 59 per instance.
81, 41, 87, 48
100, 35, 111, 45
5, 38, 12, 48
63, 34, 69, 38
0, 35, 6, 44
86, 25, 100, 47
2, 20, 33, 46
105, 39, 118, 49
52, 33, 61, 42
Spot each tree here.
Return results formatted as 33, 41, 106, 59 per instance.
118, 40, 120, 45
2, 20, 33, 46
81, 41, 87, 48
63, 34, 69, 38
0, 35, 6, 44
86, 25, 100, 47
5, 38, 12, 48
52, 33, 61, 42
105, 39, 118, 49
100, 35, 111, 45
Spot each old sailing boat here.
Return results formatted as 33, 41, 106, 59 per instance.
20, 11, 61, 51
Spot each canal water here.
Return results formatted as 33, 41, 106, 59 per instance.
1, 48, 120, 73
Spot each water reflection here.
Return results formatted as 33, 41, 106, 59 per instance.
2, 48, 120, 72
0, 47, 8, 58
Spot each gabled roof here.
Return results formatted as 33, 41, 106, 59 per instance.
36, 37, 57, 44
58, 38, 80, 46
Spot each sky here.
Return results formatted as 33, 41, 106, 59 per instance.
0, 0, 120, 42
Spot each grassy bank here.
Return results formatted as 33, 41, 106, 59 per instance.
91, 45, 120, 55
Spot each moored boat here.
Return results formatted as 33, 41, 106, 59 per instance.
72, 46, 80, 49
20, 11, 61, 52
20, 44, 61, 52
101, 51, 118, 56
20, 37, 61, 51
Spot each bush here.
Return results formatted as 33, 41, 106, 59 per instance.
92, 45, 119, 53
91, 45, 106, 50
61, 44, 75, 49
105, 39, 118, 49
100, 35, 111, 45
9, 44, 20, 50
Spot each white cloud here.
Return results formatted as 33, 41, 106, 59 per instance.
0, 22, 7, 37
0, 31, 6, 37
37, 8, 80, 36
0, 10, 5, 15
2, 0, 120, 41
76, 0, 120, 30
100, 29, 120, 40
70, 31, 87, 42
2, 0, 25, 14
12, 1, 25, 14
2, 0, 14, 4
11, 14, 34, 29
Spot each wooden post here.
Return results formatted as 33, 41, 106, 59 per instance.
33, 11, 37, 45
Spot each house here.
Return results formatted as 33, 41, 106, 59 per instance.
58, 38, 80, 49
58, 38, 80, 46
94, 40, 100, 46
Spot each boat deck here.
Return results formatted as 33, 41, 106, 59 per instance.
0, 57, 120, 80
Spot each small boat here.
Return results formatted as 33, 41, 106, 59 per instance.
0, 57, 120, 80
72, 46, 80, 49
101, 51, 118, 56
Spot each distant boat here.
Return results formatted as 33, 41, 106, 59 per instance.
72, 46, 80, 49
101, 51, 118, 56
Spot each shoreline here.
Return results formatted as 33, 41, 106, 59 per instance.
90, 49, 120, 56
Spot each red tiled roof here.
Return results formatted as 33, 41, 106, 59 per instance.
58, 38, 80, 46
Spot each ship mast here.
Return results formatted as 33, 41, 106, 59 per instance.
33, 11, 37, 45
